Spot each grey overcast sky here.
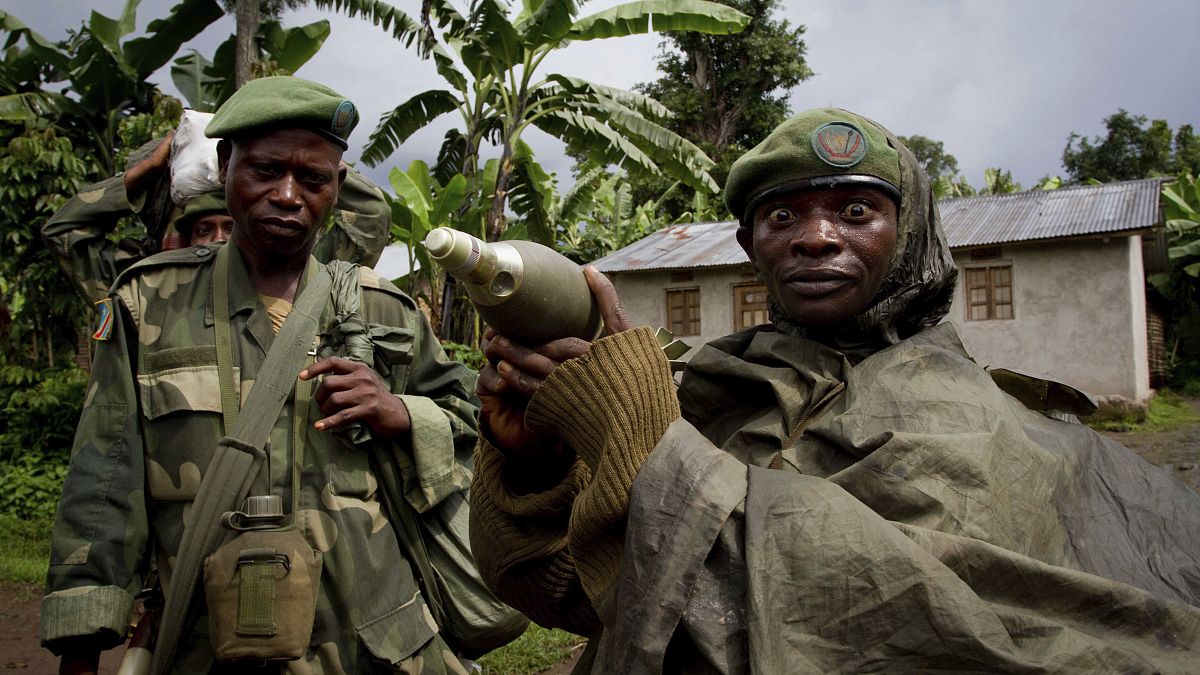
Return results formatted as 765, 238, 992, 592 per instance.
6, 0, 1199, 193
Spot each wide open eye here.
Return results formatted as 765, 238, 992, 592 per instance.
765, 206, 796, 225
840, 201, 872, 221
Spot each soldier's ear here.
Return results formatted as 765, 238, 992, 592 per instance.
217, 140, 232, 184
337, 160, 347, 190
736, 224, 756, 265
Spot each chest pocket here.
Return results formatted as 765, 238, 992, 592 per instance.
137, 345, 240, 419
137, 363, 239, 419
137, 347, 239, 502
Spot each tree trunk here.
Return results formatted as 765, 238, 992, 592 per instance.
485, 145, 514, 242
234, 0, 261, 89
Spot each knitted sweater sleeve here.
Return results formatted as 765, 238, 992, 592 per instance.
469, 327, 680, 632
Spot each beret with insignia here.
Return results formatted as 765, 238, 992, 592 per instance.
725, 108, 903, 224
205, 76, 359, 149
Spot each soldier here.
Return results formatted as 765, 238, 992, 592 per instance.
41, 76, 480, 674
42, 126, 391, 308
470, 108, 1200, 671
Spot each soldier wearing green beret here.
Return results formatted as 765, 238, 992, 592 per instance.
469, 108, 1200, 671
43, 124, 392, 311
42, 76, 485, 674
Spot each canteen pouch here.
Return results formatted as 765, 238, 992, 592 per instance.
203, 528, 322, 662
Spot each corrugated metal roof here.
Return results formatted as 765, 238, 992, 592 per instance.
938, 178, 1163, 247
592, 178, 1163, 273
592, 221, 748, 273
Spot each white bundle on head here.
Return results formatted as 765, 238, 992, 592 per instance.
170, 110, 222, 204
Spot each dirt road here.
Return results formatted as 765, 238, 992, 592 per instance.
4, 419, 1197, 673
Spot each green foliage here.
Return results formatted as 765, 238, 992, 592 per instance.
1089, 390, 1200, 433
114, 94, 184, 169
0, 0, 223, 175
899, 134, 960, 182
1151, 174, 1200, 385
630, 0, 809, 220
0, 364, 86, 521
979, 167, 1022, 195
440, 340, 485, 370
0, 513, 54, 583
317, 0, 746, 242
171, 17, 332, 112
387, 160, 473, 330
1063, 110, 1199, 183
558, 171, 673, 263
0, 128, 93, 366
477, 623, 584, 675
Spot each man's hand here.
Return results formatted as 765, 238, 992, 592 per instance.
299, 357, 411, 439
478, 266, 632, 453
122, 131, 173, 201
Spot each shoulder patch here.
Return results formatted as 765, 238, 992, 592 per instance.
92, 298, 114, 341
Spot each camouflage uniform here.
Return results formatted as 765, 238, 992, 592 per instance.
40, 243, 478, 674
42, 163, 391, 308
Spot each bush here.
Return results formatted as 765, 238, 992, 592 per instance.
442, 340, 486, 371
0, 363, 86, 520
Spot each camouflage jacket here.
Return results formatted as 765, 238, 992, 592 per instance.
42, 164, 391, 308
41, 243, 479, 674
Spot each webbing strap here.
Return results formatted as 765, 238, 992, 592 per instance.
214, 245, 238, 435
152, 243, 331, 675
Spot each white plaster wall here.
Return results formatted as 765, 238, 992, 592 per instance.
606, 266, 756, 356
946, 237, 1150, 402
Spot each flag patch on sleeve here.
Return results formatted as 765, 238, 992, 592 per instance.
92, 298, 114, 341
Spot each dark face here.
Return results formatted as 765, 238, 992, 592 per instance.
737, 184, 898, 326
187, 213, 235, 245
218, 128, 345, 261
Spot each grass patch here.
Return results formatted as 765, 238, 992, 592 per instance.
1090, 390, 1200, 432
0, 512, 585, 673
477, 623, 585, 675
0, 513, 53, 584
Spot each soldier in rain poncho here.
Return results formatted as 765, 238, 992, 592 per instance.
470, 108, 1200, 673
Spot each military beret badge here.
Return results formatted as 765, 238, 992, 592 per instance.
811, 121, 868, 168
331, 100, 357, 140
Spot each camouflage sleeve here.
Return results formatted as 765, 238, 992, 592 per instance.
314, 164, 390, 268
41, 176, 147, 307
40, 293, 148, 653
394, 306, 481, 512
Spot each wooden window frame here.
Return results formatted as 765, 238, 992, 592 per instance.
964, 263, 1015, 321
665, 286, 702, 337
732, 281, 770, 331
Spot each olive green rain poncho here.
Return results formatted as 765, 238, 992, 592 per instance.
469, 109, 1200, 673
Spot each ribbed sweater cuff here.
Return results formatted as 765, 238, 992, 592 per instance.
525, 326, 681, 602
470, 438, 600, 634
525, 326, 679, 470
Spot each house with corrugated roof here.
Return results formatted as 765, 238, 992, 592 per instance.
592, 178, 1167, 411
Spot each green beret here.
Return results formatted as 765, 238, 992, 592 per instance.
725, 108, 902, 223
205, 76, 359, 149
173, 190, 227, 234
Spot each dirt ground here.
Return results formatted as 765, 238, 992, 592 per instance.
3, 416, 1197, 674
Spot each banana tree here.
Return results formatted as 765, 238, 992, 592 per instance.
171, 18, 332, 111
315, 0, 748, 242
0, 0, 224, 174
